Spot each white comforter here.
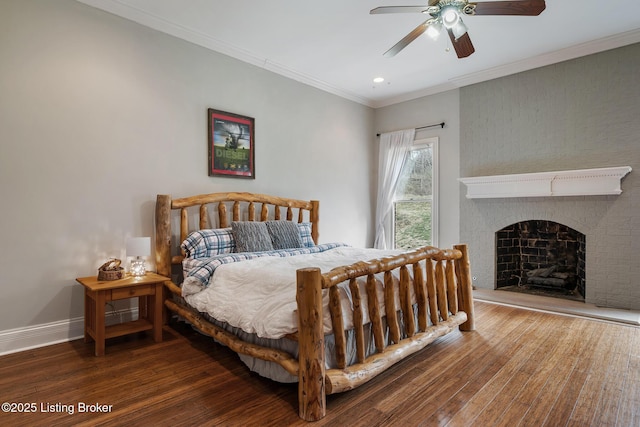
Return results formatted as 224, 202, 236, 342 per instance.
183, 246, 404, 339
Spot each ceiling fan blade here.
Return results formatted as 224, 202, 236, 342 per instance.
370, 6, 431, 14
466, 0, 546, 16
447, 29, 475, 58
383, 20, 431, 57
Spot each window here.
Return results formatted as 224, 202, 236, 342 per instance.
393, 137, 438, 249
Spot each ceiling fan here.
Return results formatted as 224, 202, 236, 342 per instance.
371, 0, 546, 59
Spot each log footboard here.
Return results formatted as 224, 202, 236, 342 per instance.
296, 244, 474, 421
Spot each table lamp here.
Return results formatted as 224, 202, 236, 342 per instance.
126, 237, 151, 277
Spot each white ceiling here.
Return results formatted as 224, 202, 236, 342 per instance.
77, 0, 640, 108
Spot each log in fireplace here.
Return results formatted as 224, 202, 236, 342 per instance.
496, 220, 585, 301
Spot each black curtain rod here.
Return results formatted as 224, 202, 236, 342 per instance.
376, 121, 445, 137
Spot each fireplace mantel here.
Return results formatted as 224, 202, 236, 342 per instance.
459, 166, 632, 199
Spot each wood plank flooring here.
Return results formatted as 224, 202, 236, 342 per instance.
0, 301, 638, 426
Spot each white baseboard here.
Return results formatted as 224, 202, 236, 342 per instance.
0, 308, 138, 356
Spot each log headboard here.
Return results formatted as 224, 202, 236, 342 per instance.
155, 192, 319, 279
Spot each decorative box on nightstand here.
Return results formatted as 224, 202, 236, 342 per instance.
76, 272, 169, 356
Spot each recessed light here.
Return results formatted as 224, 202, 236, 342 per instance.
373, 77, 384, 83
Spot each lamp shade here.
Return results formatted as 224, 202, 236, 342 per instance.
126, 237, 151, 257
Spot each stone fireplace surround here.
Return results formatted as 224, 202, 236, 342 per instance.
459, 167, 637, 312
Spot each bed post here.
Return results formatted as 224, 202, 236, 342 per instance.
454, 244, 475, 331
310, 200, 320, 244
296, 267, 326, 421
155, 194, 172, 279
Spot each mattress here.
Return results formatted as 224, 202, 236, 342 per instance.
179, 244, 429, 382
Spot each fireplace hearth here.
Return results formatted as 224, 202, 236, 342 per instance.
496, 220, 586, 301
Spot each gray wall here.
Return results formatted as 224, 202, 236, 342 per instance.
0, 0, 375, 332
460, 44, 640, 310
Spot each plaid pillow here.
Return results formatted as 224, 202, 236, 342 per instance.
297, 222, 315, 247
181, 228, 236, 259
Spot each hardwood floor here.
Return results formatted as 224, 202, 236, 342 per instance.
0, 301, 638, 426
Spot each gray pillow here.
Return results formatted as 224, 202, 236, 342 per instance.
231, 221, 274, 252
266, 220, 304, 249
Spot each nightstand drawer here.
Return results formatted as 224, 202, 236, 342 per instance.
110, 284, 155, 300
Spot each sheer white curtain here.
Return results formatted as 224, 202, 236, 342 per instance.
374, 128, 416, 249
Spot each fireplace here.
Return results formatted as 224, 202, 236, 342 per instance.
459, 166, 635, 310
496, 220, 586, 301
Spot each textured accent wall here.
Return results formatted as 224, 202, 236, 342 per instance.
460, 43, 640, 310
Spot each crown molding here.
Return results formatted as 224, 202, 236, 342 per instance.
375, 28, 640, 107
370, 81, 461, 109
76, 1, 640, 109
76, 0, 373, 106
449, 29, 640, 89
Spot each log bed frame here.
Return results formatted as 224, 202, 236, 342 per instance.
155, 192, 475, 421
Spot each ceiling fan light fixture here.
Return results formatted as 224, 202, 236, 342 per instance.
451, 17, 468, 40
426, 21, 442, 40
441, 7, 459, 29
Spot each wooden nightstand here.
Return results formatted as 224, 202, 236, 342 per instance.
76, 272, 169, 356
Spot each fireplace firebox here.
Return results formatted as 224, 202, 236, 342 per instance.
496, 220, 585, 301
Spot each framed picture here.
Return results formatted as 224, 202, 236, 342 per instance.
208, 108, 255, 179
